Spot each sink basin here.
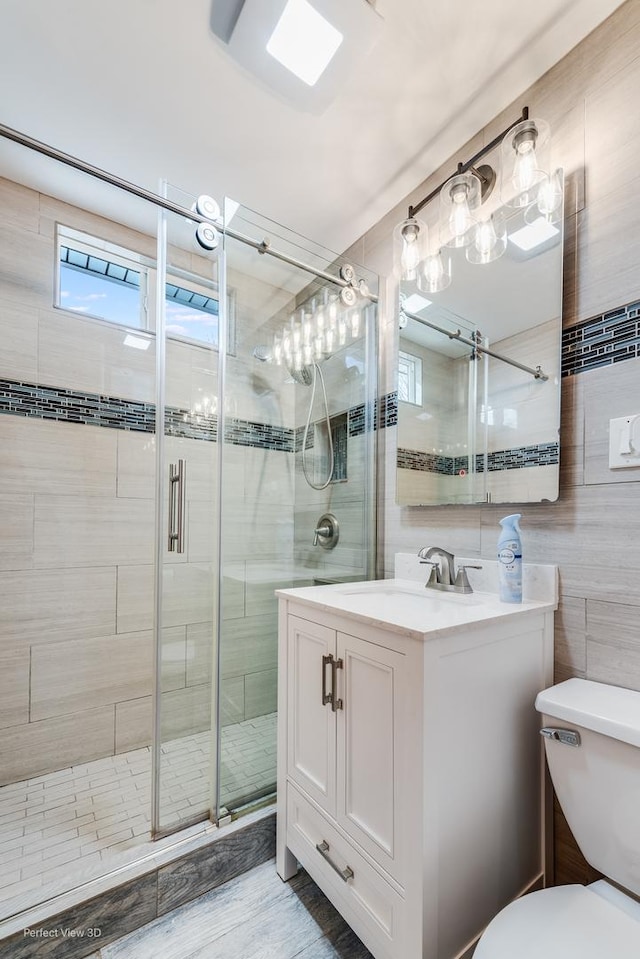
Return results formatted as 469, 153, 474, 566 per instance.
339, 582, 481, 606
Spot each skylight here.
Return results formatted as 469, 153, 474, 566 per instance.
266, 0, 343, 86
402, 293, 432, 314
508, 217, 560, 252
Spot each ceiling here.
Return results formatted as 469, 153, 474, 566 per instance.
0, 0, 626, 258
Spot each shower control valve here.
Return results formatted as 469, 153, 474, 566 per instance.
313, 512, 340, 550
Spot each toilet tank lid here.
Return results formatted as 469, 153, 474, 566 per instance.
536, 679, 640, 748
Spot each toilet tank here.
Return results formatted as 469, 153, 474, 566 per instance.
536, 678, 640, 897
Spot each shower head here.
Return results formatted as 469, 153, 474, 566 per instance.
288, 364, 313, 386
252, 345, 272, 362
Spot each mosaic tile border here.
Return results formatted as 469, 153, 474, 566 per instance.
0, 378, 385, 453
562, 298, 640, 376
397, 441, 559, 475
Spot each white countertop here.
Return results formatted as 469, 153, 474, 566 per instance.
276, 577, 556, 641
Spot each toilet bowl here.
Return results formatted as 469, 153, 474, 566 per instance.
475, 679, 640, 957
474, 881, 640, 957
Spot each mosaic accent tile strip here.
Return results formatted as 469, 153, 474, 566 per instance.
224, 417, 294, 451
482, 442, 559, 472
398, 441, 559, 475
348, 393, 397, 437
0, 378, 156, 432
0, 377, 393, 455
397, 448, 453, 475
562, 299, 640, 376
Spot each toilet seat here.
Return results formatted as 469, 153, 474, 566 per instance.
474, 884, 640, 958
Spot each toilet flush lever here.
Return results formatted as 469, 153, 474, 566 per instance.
540, 727, 581, 747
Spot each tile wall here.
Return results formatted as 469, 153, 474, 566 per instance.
346, 0, 640, 884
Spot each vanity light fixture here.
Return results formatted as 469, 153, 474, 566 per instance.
394, 106, 561, 286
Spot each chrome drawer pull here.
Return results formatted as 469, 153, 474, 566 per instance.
316, 840, 354, 882
322, 654, 333, 706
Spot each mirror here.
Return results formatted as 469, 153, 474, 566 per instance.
396, 174, 563, 506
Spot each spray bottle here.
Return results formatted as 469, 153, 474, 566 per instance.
497, 513, 523, 603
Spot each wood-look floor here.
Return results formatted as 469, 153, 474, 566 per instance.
88, 859, 372, 959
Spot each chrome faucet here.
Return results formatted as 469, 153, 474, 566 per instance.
417, 546, 482, 594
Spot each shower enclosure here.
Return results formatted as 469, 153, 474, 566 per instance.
0, 128, 378, 929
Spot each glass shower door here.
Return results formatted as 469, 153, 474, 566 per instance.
152, 191, 221, 835
217, 200, 378, 816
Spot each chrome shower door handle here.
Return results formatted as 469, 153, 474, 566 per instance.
168, 459, 186, 553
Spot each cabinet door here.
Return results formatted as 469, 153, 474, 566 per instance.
336, 631, 407, 882
287, 615, 336, 816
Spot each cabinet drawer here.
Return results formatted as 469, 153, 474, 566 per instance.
286, 782, 406, 959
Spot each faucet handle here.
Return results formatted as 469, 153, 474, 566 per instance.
422, 563, 439, 588
454, 564, 482, 593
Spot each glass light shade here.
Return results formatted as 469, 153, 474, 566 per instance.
466, 212, 507, 265
394, 216, 428, 282
440, 172, 481, 248
417, 249, 452, 293
501, 118, 551, 209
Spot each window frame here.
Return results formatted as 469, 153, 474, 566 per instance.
55, 224, 234, 354
398, 348, 423, 406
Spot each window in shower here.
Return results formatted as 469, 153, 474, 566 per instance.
56, 225, 227, 349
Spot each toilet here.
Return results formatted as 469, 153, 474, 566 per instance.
475, 678, 640, 958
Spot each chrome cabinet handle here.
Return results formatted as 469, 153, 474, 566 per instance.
315, 841, 354, 882
168, 459, 186, 553
322, 654, 333, 706
321, 654, 343, 711
331, 658, 343, 712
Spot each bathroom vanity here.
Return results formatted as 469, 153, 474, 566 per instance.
276, 555, 556, 959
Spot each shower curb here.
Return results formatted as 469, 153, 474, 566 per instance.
0, 811, 276, 959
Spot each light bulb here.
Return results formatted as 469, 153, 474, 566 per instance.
476, 218, 497, 256
536, 171, 562, 217
512, 124, 539, 193
400, 220, 421, 280
418, 251, 451, 293
303, 344, 313, 366
273, 334, 283, 365
325, 327, 335, 354
466, 214, 506, 265
283, 331, 292, 361
302, 312, 312, 346
448, 182, 472, 239
291, 315, 302, 351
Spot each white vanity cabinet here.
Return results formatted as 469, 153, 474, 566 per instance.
276, 571, 556, 959
285, 615, 410, 884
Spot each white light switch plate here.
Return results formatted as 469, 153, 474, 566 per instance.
609, 414, 640, 469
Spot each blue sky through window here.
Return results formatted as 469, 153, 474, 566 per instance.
60, 262, 142, 328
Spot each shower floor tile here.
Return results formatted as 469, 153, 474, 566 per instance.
0, 713, 276, 917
